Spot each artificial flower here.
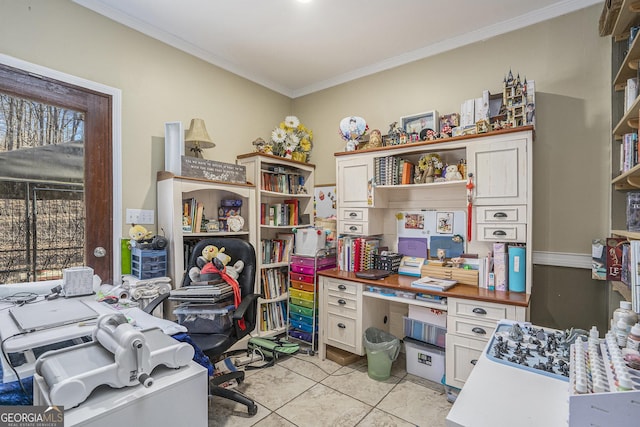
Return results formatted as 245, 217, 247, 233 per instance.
269, 115, 313, 160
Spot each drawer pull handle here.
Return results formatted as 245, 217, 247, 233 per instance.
472, 327, 486, 335
349, 212, 357, 218
338, 284, 346, 290
349, 226, 358, 231
471, 359, 478, 366
472, 307, 487, 315
493, 212, 508, 218
492, 230, 507, 236
337, 323, 346, 329
338, 299, 346, 305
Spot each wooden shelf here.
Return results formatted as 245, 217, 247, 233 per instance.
614, 33, 640, 90
611, 229, 640, 239
613, 0, 640, 38
375, 180, 466, 191
613, 93, 640, 137
612, 163, 640, 189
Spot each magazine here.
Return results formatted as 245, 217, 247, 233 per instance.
213, 357, 240, 389
411, 276, 457, 291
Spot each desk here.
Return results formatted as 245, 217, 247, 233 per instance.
317, 269, 530, 388
445, 339, 568, 426
34, 361, 208, 427
0, 298, 118, 383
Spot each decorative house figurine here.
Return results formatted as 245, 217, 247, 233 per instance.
502, 70, 535, 128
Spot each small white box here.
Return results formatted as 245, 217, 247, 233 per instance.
62, 266, 94, 297
408, 305, 446, 328
294, 227, 326, 256
404, 338, 445, 383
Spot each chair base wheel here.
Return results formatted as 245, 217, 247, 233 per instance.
248, 404, 258, 416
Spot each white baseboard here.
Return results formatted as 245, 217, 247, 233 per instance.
532, 251, 591, 269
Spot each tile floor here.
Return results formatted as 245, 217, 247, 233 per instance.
207, 350, 452, 427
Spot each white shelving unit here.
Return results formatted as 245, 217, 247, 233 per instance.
237, 153, 315, 337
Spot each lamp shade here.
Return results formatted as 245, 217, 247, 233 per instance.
185, 118, 215, 155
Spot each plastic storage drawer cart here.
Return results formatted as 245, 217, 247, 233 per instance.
131, 248, 167, 279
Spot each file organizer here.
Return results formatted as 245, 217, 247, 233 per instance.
508, 246, 526, 292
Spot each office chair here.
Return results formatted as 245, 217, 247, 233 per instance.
145, 237, 260, 416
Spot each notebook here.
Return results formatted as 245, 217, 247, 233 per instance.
9, 299, 98, 332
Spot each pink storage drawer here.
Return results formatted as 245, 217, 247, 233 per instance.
290, 271, 314, 284
291, 255, 336, 268
291, 263, 336, 275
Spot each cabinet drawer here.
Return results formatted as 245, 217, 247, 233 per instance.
290, 288, 315, 302
340, 222, 368, 235
327, 294, 358, 313
290, 279, 316, 293
326, 280, 357, 296
290, 271, 315, 284
340, 208, 369, 221
326, 313, 357, 350
445, 334, 486, 389
476, 206, 526, 223
449, 298, 516, 322
476, 223, 526, 242
448, 315, 497, 341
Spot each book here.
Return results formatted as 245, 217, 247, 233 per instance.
194, 202, 204, 233
606, 237, 627, 281
411, 276, 457, 291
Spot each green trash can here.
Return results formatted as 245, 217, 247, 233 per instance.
363, 327, 400, 381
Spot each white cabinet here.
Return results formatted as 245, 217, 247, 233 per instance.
336, 155, 375, 208
156, 172, 256, 288
445, 297, 526, 389
467, 135, 528, 206
236, 153, 315, 337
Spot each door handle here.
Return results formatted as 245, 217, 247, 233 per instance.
349, 226, 358, 231
471, 359, 478, 365
338, 299, 346, 305
349, 212, 357, 217
492, 230, 507, 236
493, 212, 508, 218
338, 284, 346, 290
337, 323, 346, 329
472, 327, 486, 335
472, 307, 487, 315
93, 247, 106, 257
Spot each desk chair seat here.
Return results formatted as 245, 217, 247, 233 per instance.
145, 238, 260, 416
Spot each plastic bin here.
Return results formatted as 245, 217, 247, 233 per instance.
173, 303, 233, 333
363, 327, 400, 381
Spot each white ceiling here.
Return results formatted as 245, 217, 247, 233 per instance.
74, 0, 601, 98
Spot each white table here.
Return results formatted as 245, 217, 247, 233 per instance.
0, 298, 118, 382
446, 344, 568, 426
34, 361, 208, 427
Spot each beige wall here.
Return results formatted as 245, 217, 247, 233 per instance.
0, 0, 292, 235
295, 4, 611, 255
1, 3, 610, 255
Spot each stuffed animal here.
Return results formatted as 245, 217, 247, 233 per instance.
444, 164, 462, 181
188, 245, 245, 282
129, 224, 153, 242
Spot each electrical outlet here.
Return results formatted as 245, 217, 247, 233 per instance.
126, 209, 154, 224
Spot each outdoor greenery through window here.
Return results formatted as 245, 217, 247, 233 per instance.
0, 91, 85, 283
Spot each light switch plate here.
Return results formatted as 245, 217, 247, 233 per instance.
126, 209, 154, 224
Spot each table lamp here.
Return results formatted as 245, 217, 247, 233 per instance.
185, 118, 215, 158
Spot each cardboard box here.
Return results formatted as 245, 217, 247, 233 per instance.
326, 345, 364, 366
404, 338, 445, 383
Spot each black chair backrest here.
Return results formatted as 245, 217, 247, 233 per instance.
182, 238, 257, 301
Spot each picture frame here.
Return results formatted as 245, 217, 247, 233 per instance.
400, 110, 439, 141
436, 212, 453, 234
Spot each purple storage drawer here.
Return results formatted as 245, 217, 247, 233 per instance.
291, 263, 336, 275
291, 255, 336, 268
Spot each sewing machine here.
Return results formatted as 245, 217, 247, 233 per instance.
34, 313, 194, 409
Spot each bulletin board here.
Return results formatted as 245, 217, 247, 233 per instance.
396, 210, 466, 258
314, 184, 337, 219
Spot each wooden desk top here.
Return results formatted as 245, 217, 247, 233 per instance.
317, 268, 530, 308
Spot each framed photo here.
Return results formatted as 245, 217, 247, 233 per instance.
400, 110, 439, 141
436, 212, 453, 234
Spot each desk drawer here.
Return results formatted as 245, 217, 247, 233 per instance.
340, 222, 370, 235
476, 223, 526, 242
449, 298, 516, 323
445, 334, 486, 389
327, 294, 358, 314
476, 206, 526, 223
339, 208, 368, 221
448, 316, 497, 341
326, 280, 357, 296
326, 313, 357, 350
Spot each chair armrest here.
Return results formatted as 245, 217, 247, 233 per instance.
143, 292, 170, 315
231, 293, 261, 320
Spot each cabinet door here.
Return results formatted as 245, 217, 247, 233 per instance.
337, 156, 373, 207
445, 334, 486, 389
467, 137, 527, 205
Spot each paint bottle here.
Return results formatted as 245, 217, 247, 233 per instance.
626, 323, 640, 352
612, 301, 637, 332
616, 320, 630, 348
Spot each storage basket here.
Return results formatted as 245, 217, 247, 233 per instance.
131, 248, 167, 280
373, 253, 403, 273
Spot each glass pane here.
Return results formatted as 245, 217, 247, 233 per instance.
0, 91, 85, 283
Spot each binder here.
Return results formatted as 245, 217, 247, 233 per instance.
508, 246, 526, 293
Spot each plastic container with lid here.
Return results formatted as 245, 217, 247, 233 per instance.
616, 320, 630, 347
627, 323, 640, 351
612, 301, 638, 331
